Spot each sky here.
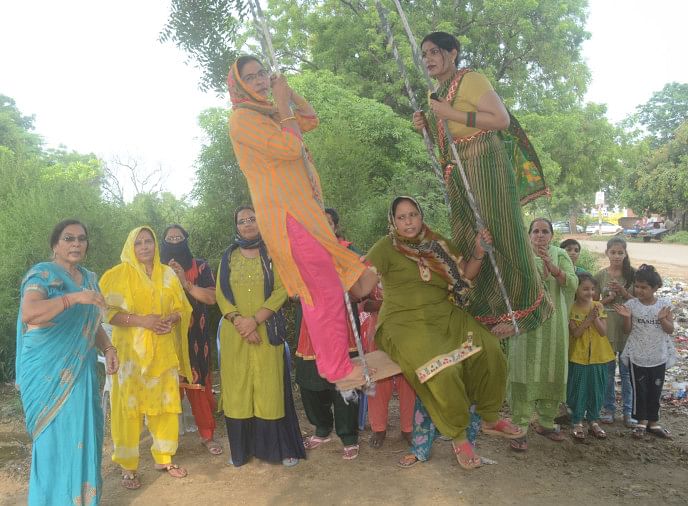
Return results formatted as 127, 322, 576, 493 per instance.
1, 0, 687, 199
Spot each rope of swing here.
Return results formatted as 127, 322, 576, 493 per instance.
387, 0, 520, 335
247, 0, 374, 390
374, 1, 449, 210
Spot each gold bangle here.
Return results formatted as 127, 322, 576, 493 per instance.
103, 345, 117, 354
280, 115, 296, 123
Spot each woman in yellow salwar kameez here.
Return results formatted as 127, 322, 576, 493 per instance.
100, 227, 192, 489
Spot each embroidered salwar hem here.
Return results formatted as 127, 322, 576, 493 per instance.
378, 317, 506, 439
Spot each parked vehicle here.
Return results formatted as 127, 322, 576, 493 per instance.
585, 221, 623, 235
638, 222, 670, 242
552, 221, 584, 233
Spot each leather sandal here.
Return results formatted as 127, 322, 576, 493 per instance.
632, 425, 646, 439
510, 437, 528, 452
531, 422, 566, 442
397, 454, 421, 468
571, 423, 586, 440
202, 438, 224, 455
342, 444, 360, 460
589, 422, 607, 439
121, 470, 141, 490
647, 425, 672, 439
452, 440, 482, 470
482, 419, 525, 439
155, 463, 188, 478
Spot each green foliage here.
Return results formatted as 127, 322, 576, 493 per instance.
161, 0, 591, 114
665, 231, 688, 245
0, 97, 191, 381
188, 70, 448, 258
633, 82, 688, 147
620, 121, 688, 219
519, 104, 620, 216
160, 0, 249, 94
577, 247, 598, 274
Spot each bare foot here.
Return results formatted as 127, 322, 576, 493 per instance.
369, 431, 386, 449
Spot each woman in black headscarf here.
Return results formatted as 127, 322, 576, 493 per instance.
160, 224, 220, 455
216, 206, 305, 467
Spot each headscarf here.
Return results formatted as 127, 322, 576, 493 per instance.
388, 196, 471, 306
159, 224, 193, 270
100, 226, 193, 378
218, 207, 286, 345
227, 57, 279, 119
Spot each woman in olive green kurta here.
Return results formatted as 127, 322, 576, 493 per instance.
507, 218, 578, 450
216, 206, 305, 466
366, 196, 523, 470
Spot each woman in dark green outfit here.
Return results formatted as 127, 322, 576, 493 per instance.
366, 196, 523, 470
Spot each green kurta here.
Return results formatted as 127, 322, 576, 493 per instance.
366, 235, 507, 439
507, 245, 577, 412
594, 268, 633, 353
216, 250, 288, 420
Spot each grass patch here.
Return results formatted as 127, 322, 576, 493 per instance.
665, 231, 688, 244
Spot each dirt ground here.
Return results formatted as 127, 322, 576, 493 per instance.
2, 383, 688, 506
2, 254, 688, 505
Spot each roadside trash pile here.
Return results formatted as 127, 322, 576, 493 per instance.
661, 280, 688, 411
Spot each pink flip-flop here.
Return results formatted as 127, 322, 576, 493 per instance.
303, 435, 331, 450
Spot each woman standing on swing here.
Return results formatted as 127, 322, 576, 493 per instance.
412, 32, 551, 335
227, 56, 377, 386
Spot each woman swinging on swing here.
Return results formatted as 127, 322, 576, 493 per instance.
227, 55, 377, 386
412, 32, 552, 335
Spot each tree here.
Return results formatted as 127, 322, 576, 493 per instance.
620, 120, 688, 223
519, 103, 620, 228
633, 82, 688, 147
187, 69, 448, 258
0, 96, 192, 381
161, 0, 591, 113
0, 94, 42, 156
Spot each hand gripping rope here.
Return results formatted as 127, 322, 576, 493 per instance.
387, 0, 519, 335
247, 0, 374, 395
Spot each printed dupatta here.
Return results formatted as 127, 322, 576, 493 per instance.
425, 69, 549, 205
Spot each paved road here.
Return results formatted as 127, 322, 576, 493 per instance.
579, 239, 688, 267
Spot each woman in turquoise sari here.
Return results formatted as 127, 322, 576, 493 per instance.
16, 219, 118, 506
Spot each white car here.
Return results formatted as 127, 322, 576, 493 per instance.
585, 221, 622, 234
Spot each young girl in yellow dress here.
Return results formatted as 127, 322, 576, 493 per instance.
567, 273, 615, 440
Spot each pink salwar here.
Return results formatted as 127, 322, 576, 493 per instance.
286, 214, 353, 382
